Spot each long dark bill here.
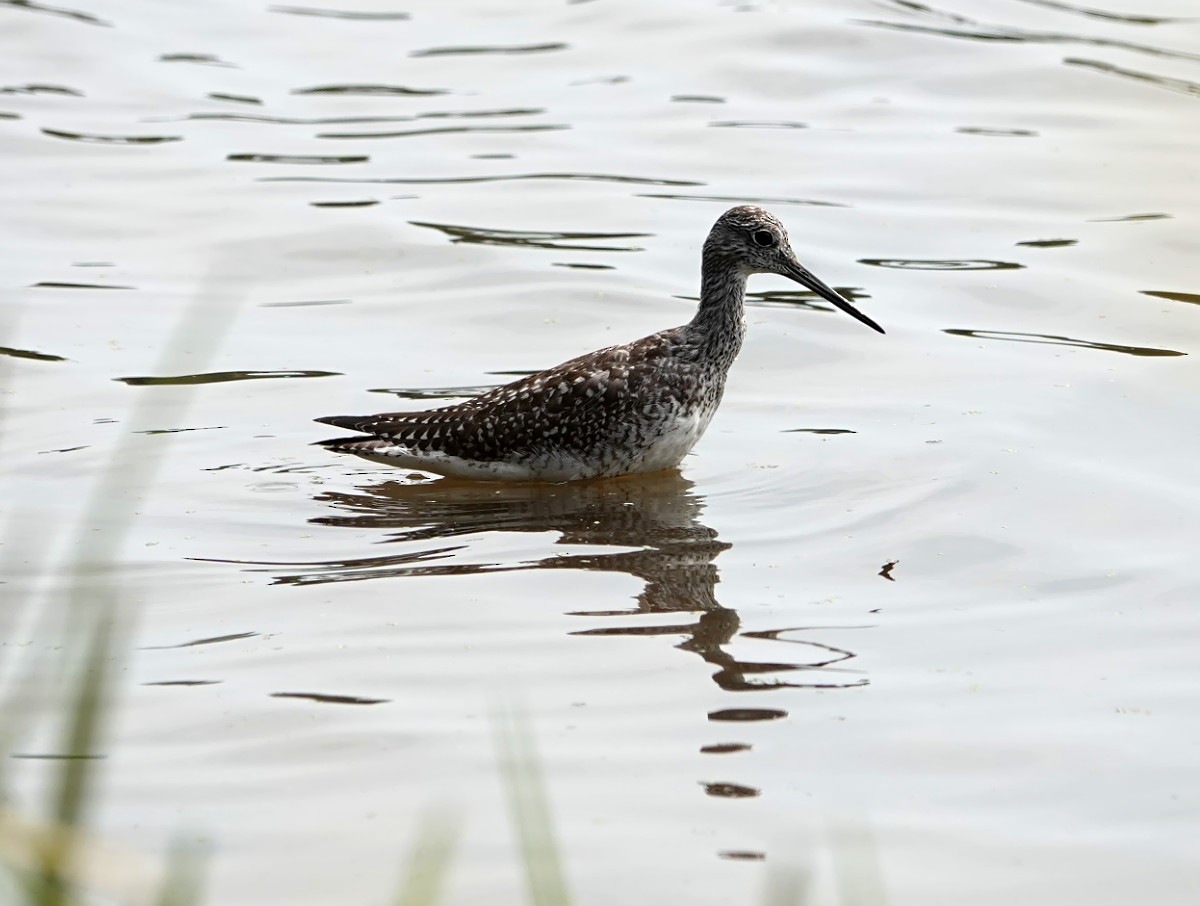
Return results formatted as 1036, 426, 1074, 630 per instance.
784, 261, 885, 334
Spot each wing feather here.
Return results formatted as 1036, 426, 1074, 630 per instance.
315, 327, 693, 464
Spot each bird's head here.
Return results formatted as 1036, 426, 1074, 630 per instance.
705, 205, 884, 334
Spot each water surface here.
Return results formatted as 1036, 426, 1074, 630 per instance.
2, 0, 1198, 903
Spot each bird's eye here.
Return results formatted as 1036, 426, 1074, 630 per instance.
752, 229, 776, 248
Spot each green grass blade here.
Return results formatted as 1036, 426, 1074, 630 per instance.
828, 815, 887, 906
152, 836, 210, 906
391, 811, 460, 906
493, 704, 571, 906
762, 864, 812, 906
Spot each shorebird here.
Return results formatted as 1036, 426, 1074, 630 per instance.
316, 205, 884, 481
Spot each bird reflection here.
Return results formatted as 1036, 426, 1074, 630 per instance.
273, 471, 863, 693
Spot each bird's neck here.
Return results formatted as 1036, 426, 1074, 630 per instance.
689, 251, 748, 362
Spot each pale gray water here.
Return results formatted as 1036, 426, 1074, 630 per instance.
2, 0, 1199, 903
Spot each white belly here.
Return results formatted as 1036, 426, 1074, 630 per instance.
616, 409, 710, 476
354, 409, 715, 482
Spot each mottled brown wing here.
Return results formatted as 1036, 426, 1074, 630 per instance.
316, 328, 694, 462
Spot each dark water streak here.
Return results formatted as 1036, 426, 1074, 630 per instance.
117, 370, 341, 386
177, 107, 545, 126
0, 345, 66, 362
1065, 57, 1200, 98
269, 5, 410, 19
1141, 290, 1200, 305
944, 328, 1185, 357
1011, 0, 1194, 26
0, 83, 82, 95
159, 53, 236, 68
1, 0, 110, 27
409, 220, 649, 251
259, 172, 703, 187
42, 128, 182, 145
293, 83, 447, 96
317, 124, 567, 140
860, 258, 1023, 270
228, 153, 367, 164
142, 631, 259, 650
858, 7, 1200, 64
639, 192, 846, 207
30, 281, 134, 290
271, 692, 390, 705
409, 43, 567, 57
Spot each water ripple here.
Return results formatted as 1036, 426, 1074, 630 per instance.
269, 4, 410, 19
702, 782, 760, 798
743, 288, 870, 312
1065, 57, 1200, 98
718, 851, 765, 862
173, 106, 544, 126
292, 83, 447, 96
207, 92, 261, 105
858, 10, 1200, 63
944, 328, 1185, 357
1141, 290, 1200, 305
956, 126, 1037, 136
785, 428, 856, 435
117, 370, 341, 386
1011, 0, 1193, 26
31, 280, 134, 289
159, 52, 237, 68
259, 172, 703, 187
143, 631, 259, 650
409, 42, 568, 57
0, 345, 66, 362
709, 120, 807, 129
409, 220, 649, 252
317, 123, 567, 140
1, 0, 110, 27
42, 128, 182, 145
369, 384, 502, 401
309, 199, 378, 208
638, 192, 846, 207
708, 708, 787, 722
135, 426, 225, 435
860, 258, 1023, 270
1017, 238, 1077, 248
1088, 212, 1171, 222
228, 153, 367, 164
260, 301, 352, 307
271, 691, 389, 705
701, 743, 751, 754
0, 83, 82, 96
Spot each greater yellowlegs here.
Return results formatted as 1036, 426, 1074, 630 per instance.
316, 206, 884, 481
